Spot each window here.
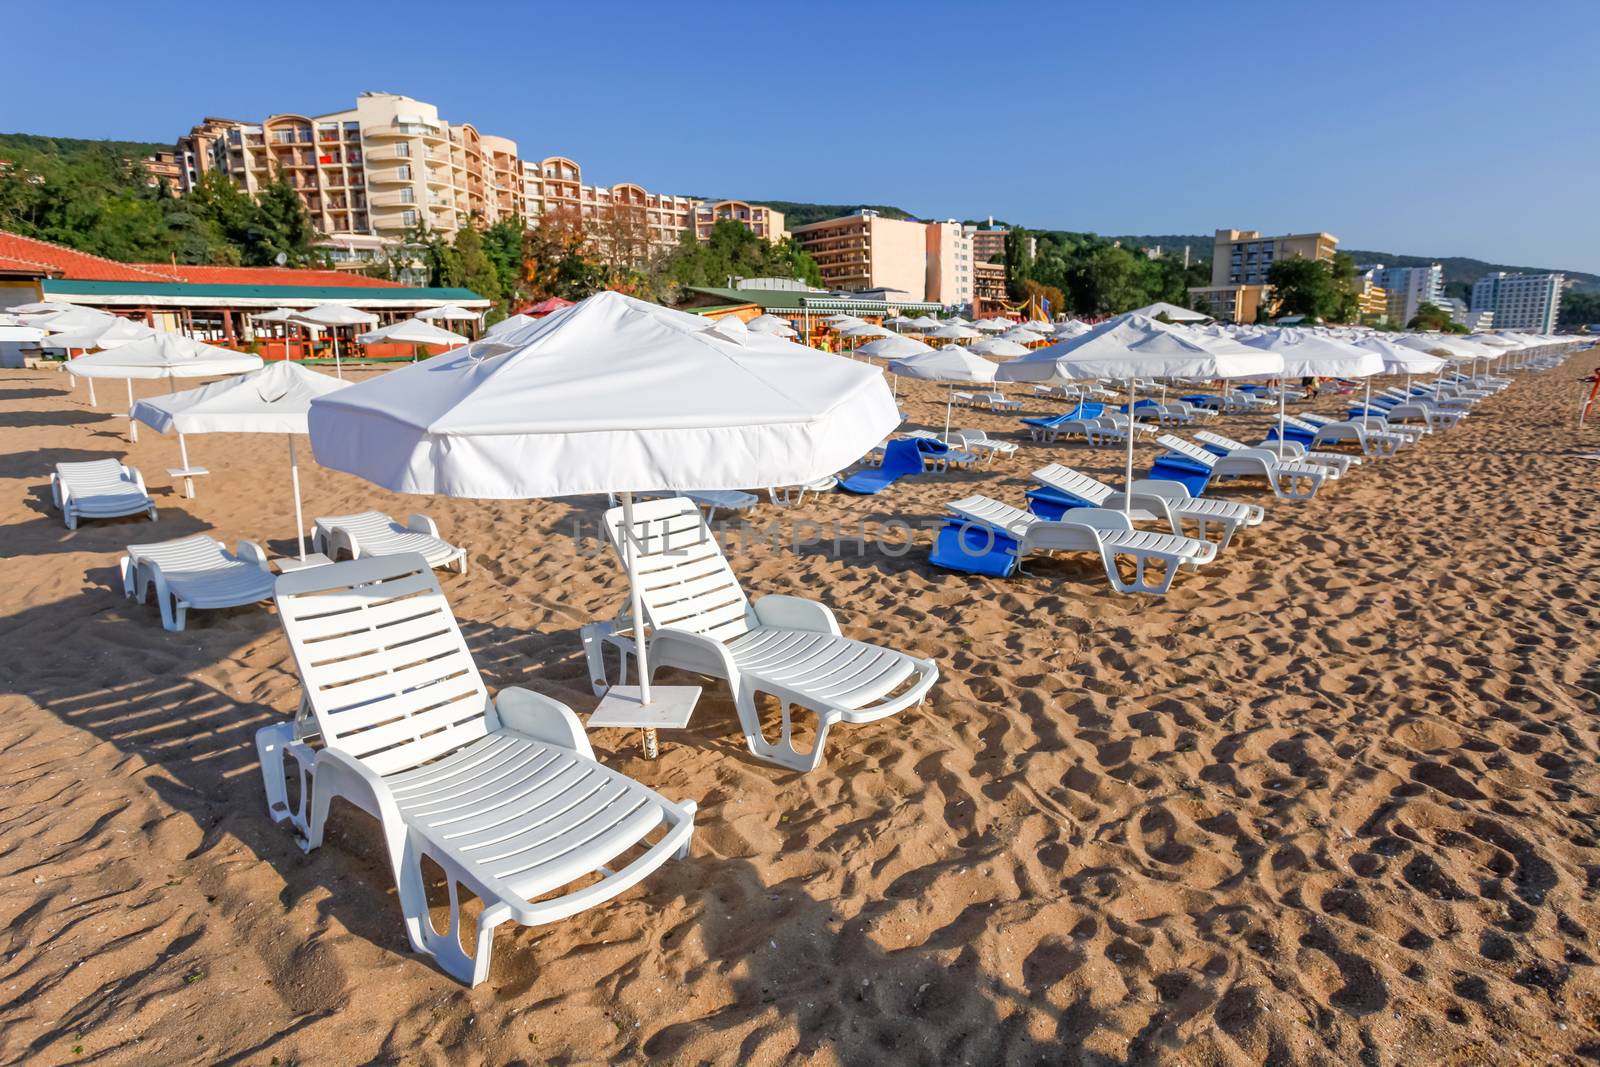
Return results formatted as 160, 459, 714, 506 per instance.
402, 209, 418, 226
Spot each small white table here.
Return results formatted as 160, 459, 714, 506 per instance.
274, 552, 334, 573
587, 684, 700, 759
167, 465, 208, 499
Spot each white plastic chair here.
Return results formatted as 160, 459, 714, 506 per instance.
256, 554, 696, 986
1155, 434, 1329, 501
1031, 463, 1264, 551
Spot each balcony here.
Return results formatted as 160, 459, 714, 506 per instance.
369, 167, 413, 185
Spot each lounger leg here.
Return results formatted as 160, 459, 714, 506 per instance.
735, 684, 836, 773
254, 722, 298, 827
120, 556, 136, 599
160, 594, 186, 632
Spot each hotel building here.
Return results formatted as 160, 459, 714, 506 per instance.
1470, 271, 1563, 333
1188, 227, 1340, 322
925, 220, 974, 307
791, 211, 932, 302
177, 93, 784, 270
1364, 264, 1444, 327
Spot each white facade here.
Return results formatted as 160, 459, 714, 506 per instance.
1471, 272, 1563, 333
1367, 264, 1443, 327
925, 220, 974, 308
1439, 296, 1494, 331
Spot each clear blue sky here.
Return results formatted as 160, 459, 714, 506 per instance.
5, 0, 1597, 272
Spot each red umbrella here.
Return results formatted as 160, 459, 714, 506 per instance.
523, 297, 575, 317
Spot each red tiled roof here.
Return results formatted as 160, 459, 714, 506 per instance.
137, 264, 404, 288
0, 231, 171, 282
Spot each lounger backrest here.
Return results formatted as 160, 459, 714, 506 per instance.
316, 510, 394, 538
128, 534, 229, 572
1196, 431, 1248, 451
1032, 463, 1113, 504
945, 495, 1033, 537
1155, 435, 1216, 467
57, 458, 129, 487
603, 495, 754, 645
274, 553, 491, 777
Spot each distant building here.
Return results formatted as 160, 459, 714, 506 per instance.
1439, 296, 1493, 331
972, 261, 1008, 316
693, 201, 787, 243
1190, 227, 1339, 323
1361, 264, 1443, 327
175, 92, 778, 268
963, 218, 1035, 263
1470, 271, 1563, 333
790, 211, 932, 302
924, 220, 974, 308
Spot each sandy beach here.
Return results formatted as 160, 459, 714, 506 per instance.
2, 353, 1599, 1065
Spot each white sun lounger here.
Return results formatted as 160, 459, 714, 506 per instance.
120, 534, 274, 631
768, 476, 839, 507
1196, 429, 1357, 477
951, 428, 1019, 463
256, 554, 696, 986
1156, 434, 1329, 500
1290, 415, 1406, 457
946, 495, 1216, 595
599, 496, 938, 772
1031, 463, 1264, 550
313, 510, 468, 573
51, 459, 157, 530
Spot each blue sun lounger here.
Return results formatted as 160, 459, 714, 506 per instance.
1147, 450, 1213, 496
1020, 401, 1104, 433
838, 438, 926, 495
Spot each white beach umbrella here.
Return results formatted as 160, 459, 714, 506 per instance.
1053, 320, 1093, 339
24, 306, 116, 331
999, 315, 1283, 514
945, 316, 971, 326
1241, 328, 1384, 452
357, 317, 470, 352
928, 323, 981, 343
746, 313, 798, 337
44, 317, 154, 352
1128, 301, 1210, 323
308, 290, 899, 734
888, 345, 998, 436
967, 337, 1030, 359
1354, 336, 1447, 397
885, 315, 917, 330
1025, 319, 1054, 331
66, 334, 262, 465
131, 362, 346, 558
843, 324, 895, 341
972, 318, 1012, 333
292, 305, 380, 379
417, 304, 482, 323
1001, 326, 1047, 345
907, 315, 942, 330
824, 313, 864, 327
10, 300, 76, 315
856, 335, 933, 359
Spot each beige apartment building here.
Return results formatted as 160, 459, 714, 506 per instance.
925, 220, 974, 307
791, 211, 932, 302
179, 94, 785, 270
693, 201, 786, 243
1187, 227, 1340, 322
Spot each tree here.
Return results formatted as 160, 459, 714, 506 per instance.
1558, 290, 1600, 328
1003, 226, 1034, 299
1074, 245, 1146, 315
452, 224, 502, 305
1406, 301, 1454, 331
250, 173, 318, 266
661, 219, 820, 292
1266, 256, 1356, 322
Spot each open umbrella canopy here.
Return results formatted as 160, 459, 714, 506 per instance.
1240, 328, 1384, 377
857, 335, 933, 359
1128, 301, 1210, 323
1354, 336, 1448, 374
43, 317, 154, 351
887, 346, 998, 382
972, 318, 1012, 333
1025, 319, 1054, 331
1001, 326, 1048, 345
1000, 314, 1283, 383
928, 323, 981, 341
1052, 320, 1093, 339
824, 313, 864, 327
967, 337, 1030, 358
63, 333, 263, 379
251, 306, 301, 324
357, 318, 469, 346
843, 324, 895, 340
292, 304, 379, 327
29, 306, 119, 333
945, 316, 971, 326
417, 304, 482, 323
131, 360, 345, 435
525, 297, 575, 317
483, 313, 537, 339
10, 300, 75, 315
907, 315, 942, 330
746, 313, 798, 336
884, 315, 917, 329
307, 290, 899, 498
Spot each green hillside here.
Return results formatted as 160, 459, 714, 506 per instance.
0, 132, 171, 165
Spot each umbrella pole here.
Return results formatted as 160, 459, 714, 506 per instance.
1364, 377, 1372, 424
289, 435, 306, 561
1277, 384, 1286, 458
620, 490, 658, 759
1124, 375, 1135, 516
944, 384, 953, 439
86, 370, 97, 408
333, 332, 343, 380
126, 378, 138, 442
177, 433, 195, 499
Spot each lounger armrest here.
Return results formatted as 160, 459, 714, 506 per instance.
753, 594, 841, 636
1230, 447, 1286, 465
236, 540, 271, 571
1129, 478, 1194, 501
492, 687, 595, 760
649, 626, 740, 683
50, 471, 66, 510
1104, 491, 1177, 528
406, 512, 441, 538
309, 746, 404, 840
125, 465, 148, 496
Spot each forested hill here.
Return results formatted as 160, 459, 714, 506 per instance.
0, 132, 171, 164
